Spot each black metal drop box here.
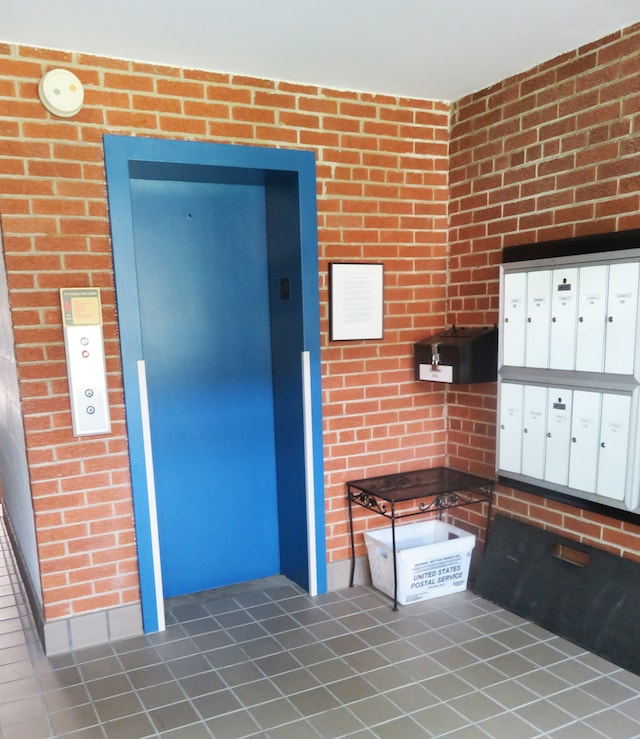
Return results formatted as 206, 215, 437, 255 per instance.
414, 326, 498, 384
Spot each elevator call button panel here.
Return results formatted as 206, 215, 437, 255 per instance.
60, 288, 111, 436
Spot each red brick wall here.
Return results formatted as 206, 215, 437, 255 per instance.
6, 22, 639, 622
0, 43, 450, 619
448, 23, 640, 555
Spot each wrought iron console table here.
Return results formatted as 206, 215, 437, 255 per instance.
347, 466, 494, 610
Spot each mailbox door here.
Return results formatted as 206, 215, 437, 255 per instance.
499, 382, 523, 474
525, 270, 551, 369
597, 392, 631, 502
503, 272, 526, 367
549, 267, 578, 371
575, 265, 608, 373
544, 389, 573, 486
604, 262, 639, 375
568, 390, 601, 494
521, 385, 547, 480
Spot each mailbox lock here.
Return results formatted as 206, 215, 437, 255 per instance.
572, 437, 577, 443
601, 442, 606, 448
431, 342, 440, 367
546, 432, 552, 438
608, 316, 614, 322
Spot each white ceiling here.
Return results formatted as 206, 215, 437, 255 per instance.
4, 0, 640, 101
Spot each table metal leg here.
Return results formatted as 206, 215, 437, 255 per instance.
348, 492, 356, 588
484, 488, 494, 547
391, 504, 398, 611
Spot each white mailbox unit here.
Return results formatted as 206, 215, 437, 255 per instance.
498, 246, 640, 516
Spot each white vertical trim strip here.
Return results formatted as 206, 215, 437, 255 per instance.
301, 351, 318, 596
137, 360, 165, 631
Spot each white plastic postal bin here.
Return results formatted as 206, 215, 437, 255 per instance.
364, 519, 475, 605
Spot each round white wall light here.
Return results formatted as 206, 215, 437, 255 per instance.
38, 68, 84, 118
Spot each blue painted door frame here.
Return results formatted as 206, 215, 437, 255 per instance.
103, 135, 326, 632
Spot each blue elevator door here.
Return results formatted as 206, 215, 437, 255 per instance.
130, 178, 280, 598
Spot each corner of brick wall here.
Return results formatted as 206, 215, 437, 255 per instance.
447, 22, 640, 555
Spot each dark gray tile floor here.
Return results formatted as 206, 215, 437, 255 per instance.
2, 511, 640, 738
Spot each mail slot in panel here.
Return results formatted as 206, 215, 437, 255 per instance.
414, 326, 497, 385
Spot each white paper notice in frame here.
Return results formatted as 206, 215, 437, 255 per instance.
330, 262, 384, 341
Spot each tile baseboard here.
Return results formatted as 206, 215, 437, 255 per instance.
44, 602, 143, 655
